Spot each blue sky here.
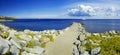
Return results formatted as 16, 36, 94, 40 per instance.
0, 0, 120, 18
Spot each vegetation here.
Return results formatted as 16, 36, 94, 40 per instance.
40, 34, 54, 42
26, 40, 37, 48
86, 35, 103, 41
40, 43, 46, 48
26, 34, 54, 48
85, 33, 120, 55
84, 41, 98, 51
0, 31, 9, 38
39, 34, 54, 48
100, 37, 120, 55
0, 24, 57, 55
15, 33, 20, 39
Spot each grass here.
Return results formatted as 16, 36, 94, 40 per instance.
100, 37, 120, 55
84, 41, 98, 51
85, 33, 120, 55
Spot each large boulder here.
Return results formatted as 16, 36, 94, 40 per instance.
0, 37, 10, 54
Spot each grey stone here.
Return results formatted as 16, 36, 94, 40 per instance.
0, 37, 9, 54
73, 45, 79, 55
78, 46, 85, 53
10, 45, 20, 55
22, 51, 38, 55
91, 47, 101, 55
10, 37, 22, 49
23, 46, 44, 55
80, 51, 90, 55
74, 40, 81, 45
79, 35, 86, 42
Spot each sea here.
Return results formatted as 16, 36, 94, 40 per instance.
1, 19, 120, 33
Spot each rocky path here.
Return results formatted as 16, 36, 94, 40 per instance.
44, 23, 80, 55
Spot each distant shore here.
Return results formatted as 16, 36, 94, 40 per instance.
0, 16, 15, 22
0, 19, 13, 22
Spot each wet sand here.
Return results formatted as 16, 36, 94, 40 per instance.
44, 23, 80, 55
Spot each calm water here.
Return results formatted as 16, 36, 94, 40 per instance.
1, 19, 120, 32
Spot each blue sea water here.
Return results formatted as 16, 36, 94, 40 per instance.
1, 19, 120, 33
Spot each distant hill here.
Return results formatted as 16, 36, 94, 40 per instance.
0, 16, 16, 20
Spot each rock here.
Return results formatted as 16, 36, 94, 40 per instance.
0, 24, 59, 55
81, 40, 87, 45
9, 37, 22, 49
19, 40, 27, 47
73, 45, 79, 55
19, 35, 32, 41
8, 30, 17, 37
74, 40, 81, 45
24, 29, 31, 34
78, 35, 86, 42
93, 33, 100, 36
78, 46, 85, 53
33, 36, 39, 41
102, 36, 107, 38
86, 33, 91, 36
10, 45, 20, 55
0, 24, 10, 32
0, 37, 9, 54
97, 54, 101, 55
22, 51, 38, 55
109, 30, 116, 34
39, 36, 50, 44
23, 46, 44, 55
80, 51, 90, 55
91, 47, 101, 55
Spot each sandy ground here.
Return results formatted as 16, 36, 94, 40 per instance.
44, 23, 80, 55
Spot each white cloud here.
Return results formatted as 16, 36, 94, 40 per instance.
67, 4, 120, 17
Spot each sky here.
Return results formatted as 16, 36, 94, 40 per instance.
0, 0, 120, 18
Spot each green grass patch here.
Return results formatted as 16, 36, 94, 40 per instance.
100, 37, 120, 55
85, 34, 120, 55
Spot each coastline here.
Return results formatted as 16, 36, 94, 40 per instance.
0, 22, 120, 55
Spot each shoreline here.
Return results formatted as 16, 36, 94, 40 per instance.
0, 22, 120, 55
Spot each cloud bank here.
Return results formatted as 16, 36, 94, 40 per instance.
67, 4, 120, 17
